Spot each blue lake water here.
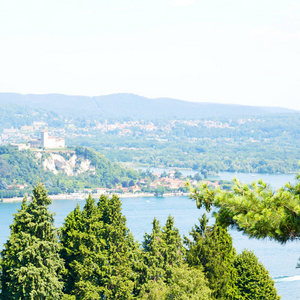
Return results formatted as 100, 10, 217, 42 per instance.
137, 167, 297, 190
0, 172, 299, 299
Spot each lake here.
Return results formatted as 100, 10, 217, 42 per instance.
0, 172, 299, 299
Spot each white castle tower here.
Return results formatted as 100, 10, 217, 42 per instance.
41, 130, 49, 147
41, 130, 65, 148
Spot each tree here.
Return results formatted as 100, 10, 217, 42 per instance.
140, 216, 211, 299
60, 195, 106, 299
193, 173, 202, 182
142, 218, 167, 285
234, 250, 280, 300
160, 171, 168, 178
139, 216, 211, 298
139, 265, 211, 300
185, 214, 240, 300
1, 183, 64, 299
0, 180, 8, 190
154, 185, 165, 197
129, 179, 135, 187
97, 194, 135, 299
162, 215, 185, 275
60, 194, 136, 299
174, 170, 182, 179
187, 174, 300, 243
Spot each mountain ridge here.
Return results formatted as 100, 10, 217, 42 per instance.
0, 92, 297, 120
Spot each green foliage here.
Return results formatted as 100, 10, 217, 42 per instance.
60, 195, 106, 299
97, 194, 135, 299
0, 145, 141, 197
139, 265, 211, 300
69, 114, 300, 174
0, 183, 64, 299
234, 250, 280, 300
154, 185, 165, 197
139, 216, 203, 297
185, 214, 240, 300
60, 194, 135, 299
189, 174, 300, 243
0, 184, 280, 299
142, 218, 167, 284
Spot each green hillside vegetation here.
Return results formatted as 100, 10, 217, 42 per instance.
69, 114, 300, 174
0, 184, 280, 299
0, 145, 140, 198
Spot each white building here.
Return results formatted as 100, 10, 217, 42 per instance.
41, 131, 65, 148
11, 143, 30, 151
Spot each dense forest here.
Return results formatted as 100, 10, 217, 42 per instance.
0, 183, 280, 299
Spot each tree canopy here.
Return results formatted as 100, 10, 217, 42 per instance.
1, 183, 64, 300
0, 183, 281, 299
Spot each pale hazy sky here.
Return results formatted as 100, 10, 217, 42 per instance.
1, 0, 300, 110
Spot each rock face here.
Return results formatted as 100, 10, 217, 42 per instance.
41, 153, 96, 176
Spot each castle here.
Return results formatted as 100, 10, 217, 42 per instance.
41, 131, 65, 148
29, 131, 65, 149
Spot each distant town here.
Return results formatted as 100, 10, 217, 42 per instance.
0, 118, 261, 148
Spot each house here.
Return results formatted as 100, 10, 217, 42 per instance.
11, 143, 30, 151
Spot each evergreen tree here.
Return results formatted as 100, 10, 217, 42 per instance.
139, 265, 211, 300
140, 216, 192, 297
97, 194, 135, 299
60, 194, 105, 299
140, 221, 211, 300
0, 183, 64, 300
60, 194, 136, 299
142, 218, 167, 284
185, 214, 240, 300
188, 175, 300, 243
162, 215, 185, 279
234, 250, 280, 300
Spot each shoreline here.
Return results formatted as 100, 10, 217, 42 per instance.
0, 192, 189, 203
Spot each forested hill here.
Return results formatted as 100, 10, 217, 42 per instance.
0, 145, 140, 197
0, 93, 297, 120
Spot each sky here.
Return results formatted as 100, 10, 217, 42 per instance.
0, 0, 300, 110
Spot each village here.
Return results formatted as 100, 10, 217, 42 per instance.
0, 118, 253, 147
0, 119, 223, 202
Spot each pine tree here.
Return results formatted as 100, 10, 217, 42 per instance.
0, 183, 64, 300
97, 194, 135, 299
185, 214, 240, 300
140, 216, 190, 296
142, 218, 167, 284
188, 175, 300, 243
60, 194, 105, 299
140, 216, 211, 299
60, 203, 84, 295
162, 215, 185, 268
139, 264, 212, 300
234, 250, 280, 300
60, 194, 136, 299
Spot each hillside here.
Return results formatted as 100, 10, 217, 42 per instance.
0, 93, 297, 120
0, 145, 140, 198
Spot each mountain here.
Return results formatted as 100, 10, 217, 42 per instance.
0, 93, 297, 120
